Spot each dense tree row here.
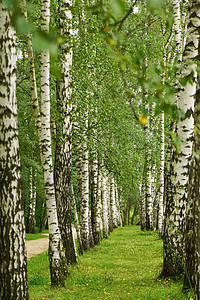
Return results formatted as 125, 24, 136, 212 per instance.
1, 0, 200, 298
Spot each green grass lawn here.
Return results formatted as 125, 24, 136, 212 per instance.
26, 233, 49, 241
28, 226, 188, 299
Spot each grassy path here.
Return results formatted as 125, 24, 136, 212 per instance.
28, 226, 186, 299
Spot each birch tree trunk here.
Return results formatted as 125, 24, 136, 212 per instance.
183, 3, 200, 294
172, 0, 182, 62
158, 112, 165, 234
80, 136, 90, 251
40, 0, 66, 285
161, 0, 197, 277
91, 157, 102, 245
21, 0, 48, 235
27, 168, 36, 234
101, 169, 109, 238
115, 186, 122, 226
74, 121, 90, 251
146, 157, 153, 230
21, 0, 43, 158
140, 173, 146, 230
0, 3, 29, 298
107, 177, 113, 232
54, 0, 77, 265
188, 83, 200, 299
110, 177, 118, 229
71, 183, 83, 255
158, 24, 167, 234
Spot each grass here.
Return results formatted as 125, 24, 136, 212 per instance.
26, 233, 48, 241
28, 226, 188, 299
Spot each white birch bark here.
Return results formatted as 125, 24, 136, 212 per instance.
40, 0, 66, 285
54, 0, 77, 265
182, 0, 189, 51
74, 112, 90, 251
97, 165, 103, 231
110, 177, 118, 228
71, 183, 83, 255
172, 0, 183, 61
0, 3, 29, 298
145, 133, 153, 230
107, 176, 113, 232
115, 186, 123, 226
81, 135, 90, 251
27, 168, 36, 234
101, 169, 109, 238
162, 0, 198, 277
91, 157, 102, 245
158, 24, 167, 235
140, 174, 146, 230
158, 113, 165, 234
21, 0, 43, 157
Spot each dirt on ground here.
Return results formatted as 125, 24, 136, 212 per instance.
26, 234, 49, 259
26, 227, 77, 259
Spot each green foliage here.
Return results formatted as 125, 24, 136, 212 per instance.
28, 226, 187, 299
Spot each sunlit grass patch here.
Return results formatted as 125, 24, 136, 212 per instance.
26, 233, 49, 241
28, 226, 188, 299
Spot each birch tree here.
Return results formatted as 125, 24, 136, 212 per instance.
161, 0, 197, 277
140, 172, 146, 230
74, 112, 90, 251
0, 3, 29, 298
110, 176, 118, 229
27, 168, 36, 234
183, 2, 200, 295
54, 0, 77, 265
101, 167, 109, 238
71, 183, 84, 255
40, 0, 66, 285
172, 0, 182, 62
91, 157, 102, 245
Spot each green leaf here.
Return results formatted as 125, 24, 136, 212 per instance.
179, 77, 187, 87
110, 0, 126, 20
193, 151, 200, 161
15, 15, 33, 34
173, 136, 181, 153
146, 0, 163, 16
141, 107, 148, 117
177, 109, 185, 119
2, 0, 14, 10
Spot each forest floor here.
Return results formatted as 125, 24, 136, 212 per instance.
28, 226, 189, 299
26, 228, 77, 259
26, 233, 49, 259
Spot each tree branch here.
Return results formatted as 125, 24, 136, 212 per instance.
118, 0, 139, 32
